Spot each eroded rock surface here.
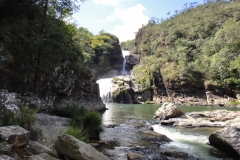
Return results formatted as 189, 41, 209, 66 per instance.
154, 103, 184, 120
55, 134, 110, 160
209, 122, 240, 159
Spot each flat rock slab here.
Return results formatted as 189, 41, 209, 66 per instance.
0, 125, 30, 144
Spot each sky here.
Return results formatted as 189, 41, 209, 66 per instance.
72, 0, 204, 42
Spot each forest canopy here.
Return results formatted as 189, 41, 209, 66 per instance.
0, 0, 120, 94
122, 0, 240, 91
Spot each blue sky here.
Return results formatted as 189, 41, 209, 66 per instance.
72, 0, 204, 42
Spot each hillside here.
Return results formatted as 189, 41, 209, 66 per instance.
122, 1, 240, 105
0, 0, 122, 108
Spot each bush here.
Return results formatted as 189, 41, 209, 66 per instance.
65, 126, 88, 142
0, 106, 36, 129
82, 111, 103, 140
52, 103, 103, 140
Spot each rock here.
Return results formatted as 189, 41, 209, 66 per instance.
55, 134, 110, 160
0, 89, 21, 113
154, 103, 184, 120
55, 74, 75, 96
0, 143, 12, 155
21, 92, 47, 111
161, 149, 196, 160
0, 155, 15, 160
29, 153, 60, 160
142, 132, 172, 144
33, 113, 71, 146
209, 123, 240, 159
125, 53, 140, 70
160, 110, 240, 128
28, 141, 59, 158
0, 126, 30, 144
127, 152, 149, 160
0, 89, 47, 114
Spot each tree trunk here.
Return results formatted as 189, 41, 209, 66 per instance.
34, 0, 48, 94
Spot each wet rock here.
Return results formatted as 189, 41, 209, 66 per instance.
29, 153, 60, 160
161, 149, 197, 160
154, 103, 184, 120
209, 122, 240, 159
55, 134, 110, 160
127, 151, 149, 160
142, 132, 172, 144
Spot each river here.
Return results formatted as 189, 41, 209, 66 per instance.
100, 104, 239, 160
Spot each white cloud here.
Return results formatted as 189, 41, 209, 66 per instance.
93, 0, 125, 6
107, 4, 149, 42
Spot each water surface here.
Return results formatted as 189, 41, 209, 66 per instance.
101, 104, 240, 160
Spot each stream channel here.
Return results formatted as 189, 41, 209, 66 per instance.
98, 103, 240, 160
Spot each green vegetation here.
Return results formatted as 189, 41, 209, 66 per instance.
0, 0, 120, 94
230, 101, 240, 106
120, 39, 135, 50
126, 1, 240, 92
0, 106, 36, 130
51, 104, 103, 140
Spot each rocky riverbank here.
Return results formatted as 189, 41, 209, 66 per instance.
154, 102, 240, 159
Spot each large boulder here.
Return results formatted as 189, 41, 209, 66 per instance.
55, 134, 110, 160
29, 153, 60, 160
33, 113, 71, 146
209, 122, 240, 159
0, 125, 30, 144
154, 103, 184, 120
28, 141, 59, 158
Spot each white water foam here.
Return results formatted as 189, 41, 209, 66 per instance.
97, 78, 113, 104
153, 125, 226, 160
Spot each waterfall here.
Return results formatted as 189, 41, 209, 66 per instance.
121, 50, 130, 75
121, 58, 127, 75
97, 78, 113, 104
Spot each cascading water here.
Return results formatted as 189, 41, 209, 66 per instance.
97, 78, 113, 104
121, 58, 127, 75
97, 50, 131, 103
121, 50, 130, 76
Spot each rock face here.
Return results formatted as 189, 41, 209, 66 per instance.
209, 123, 240, 159
125, 53, 140, 70
154, 103, 184, 120
55, 75, 106, 112
0, 89, 47, 113
55, 134, 110, 160
111, 76, 153, 104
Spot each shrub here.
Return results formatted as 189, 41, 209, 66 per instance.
53, 103, 103, 140
0, 106, 36, 130
82, 111, 103, 140
65, 126, 88, 142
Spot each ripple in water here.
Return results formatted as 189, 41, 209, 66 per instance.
153, 125, 233, 160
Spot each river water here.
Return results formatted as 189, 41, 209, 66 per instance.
100, 104, 239, 160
